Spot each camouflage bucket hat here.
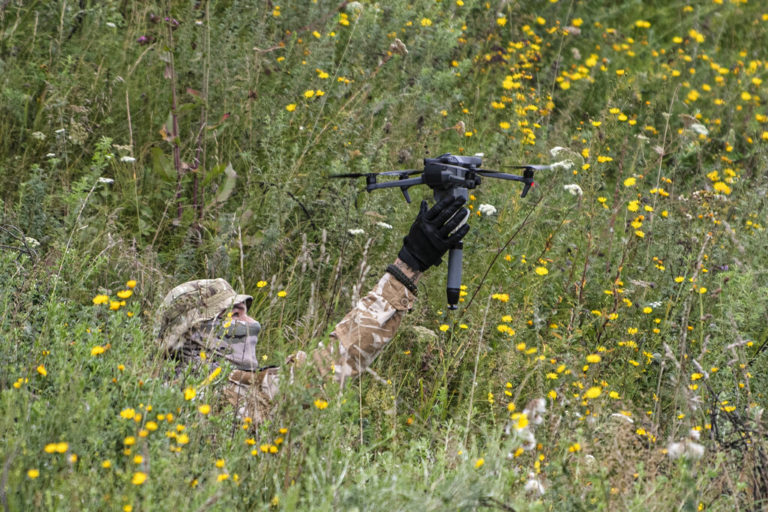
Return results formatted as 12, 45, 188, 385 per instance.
154, 278, 253, 352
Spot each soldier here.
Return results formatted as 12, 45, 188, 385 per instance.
154, 196, 470, 424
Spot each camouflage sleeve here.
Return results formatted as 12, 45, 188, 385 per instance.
226, 261, 420, 424
310, 266, 419, 383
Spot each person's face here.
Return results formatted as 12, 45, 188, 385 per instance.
231, 302, 257, 324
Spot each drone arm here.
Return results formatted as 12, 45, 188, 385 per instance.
477, 170, 535, 198
367, 176, 425, 202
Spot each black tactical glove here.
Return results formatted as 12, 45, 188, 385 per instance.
398, 196, 470, 272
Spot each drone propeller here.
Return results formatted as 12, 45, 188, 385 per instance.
506, 164, 558, 171
329, 169, 422, 179
329, 172, 369, 179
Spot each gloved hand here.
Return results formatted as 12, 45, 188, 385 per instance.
398, 196, 470, 272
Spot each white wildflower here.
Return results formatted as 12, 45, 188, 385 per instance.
24, 237, 40, 248
31, 132, 46, 141
55, 128, 65, 134
689, 429, 700, 441
346, 1, 363, 12
518, 428, 536, 451
376, 221, 393, 230
524, 473, 545, 495
610, 413, 634, 423
347, 228, 365, 236
549, 146, 567, 157
563, 183, 583, 196
667, 442, 685, 459
689, 123, 709, 136
97, 177, 115, 184
551, 159, 575, 171
120, 155, 136, 163
46, 153, 56, 158
686, 441, 705, 459
523, 398, 546, 426
106, 22, 117, 28
667, 439, 705, 460
478, 204, 497, 216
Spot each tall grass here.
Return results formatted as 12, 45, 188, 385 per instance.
1, 0, 767, 510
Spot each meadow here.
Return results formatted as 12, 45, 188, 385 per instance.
1, 0, 767, 510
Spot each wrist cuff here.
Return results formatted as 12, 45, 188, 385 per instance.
386, 264, 418, 295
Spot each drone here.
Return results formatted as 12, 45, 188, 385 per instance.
332, 153, 557, 309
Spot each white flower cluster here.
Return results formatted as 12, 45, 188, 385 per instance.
563, 183, 583, 196
667, 429, 705, 460
478, 203, 497, 216
689, 123, 709, 136
347, 228, 365, 236
507, 398, 547, 495
550, 159, 575, 171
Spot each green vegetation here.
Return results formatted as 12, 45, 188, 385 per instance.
2, 0, 767, 510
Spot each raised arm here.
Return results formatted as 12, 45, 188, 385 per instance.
311, 196, 469, 383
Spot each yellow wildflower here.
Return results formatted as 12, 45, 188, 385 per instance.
92, 294, 109, 305
583, 387, 602, 399
131, 472, 147, 485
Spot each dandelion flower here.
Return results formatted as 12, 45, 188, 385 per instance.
534, 266, 549, 276
117, 290, 133, 299
314, 399, 329, 410
91, 345, 106, 356
126, 280, 137, 289
623, 177, 637, 187
44, 442, 68, 454
183, 387, 196, 400
92, 294, 109, 305
198, 404, 211, 415
583, 387, 602, 399
713, 182, 731, 195
27, 469, 40, 479
586, 354, 601, 363
131, 472, 147, 485
285, 104, 297, 112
